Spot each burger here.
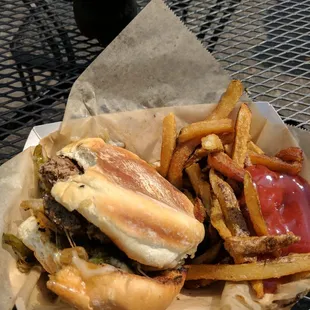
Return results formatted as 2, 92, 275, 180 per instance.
7, 138, 205, 310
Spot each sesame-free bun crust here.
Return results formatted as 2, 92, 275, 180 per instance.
47, 261, 186, 310
52, 138, 205, 269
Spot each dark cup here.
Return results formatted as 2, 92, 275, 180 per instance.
73, 0, 138, 47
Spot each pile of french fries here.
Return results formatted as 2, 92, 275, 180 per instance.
158, 80, 308, 298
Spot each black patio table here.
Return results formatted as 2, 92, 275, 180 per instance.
0, 0, 310, 308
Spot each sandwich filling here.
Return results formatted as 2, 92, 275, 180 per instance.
37, 155, 138, 273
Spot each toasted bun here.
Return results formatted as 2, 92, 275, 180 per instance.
47, 259, 186, 310
52, 138, 205, 269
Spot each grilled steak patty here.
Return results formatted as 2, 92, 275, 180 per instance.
39, 156, 82, 190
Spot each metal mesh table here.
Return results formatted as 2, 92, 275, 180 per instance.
1, 0, 310, 164
0, 0, 310, 308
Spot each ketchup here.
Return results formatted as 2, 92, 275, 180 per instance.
247, 165, 310, 255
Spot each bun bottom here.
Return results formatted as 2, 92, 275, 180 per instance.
47, 261, 186, 310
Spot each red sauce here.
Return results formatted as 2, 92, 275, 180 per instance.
247, 165, 310, 255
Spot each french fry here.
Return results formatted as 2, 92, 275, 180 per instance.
224, 144, 232, 157
209, 169, 249, 237
199, 180, 212, 216
247, 141, 264, 155
178, 119, 233, 143
244, 171, 268, 236
158, 113, 177, 177
208, 152, 246, 182
224, 234, 300, 258
226, 179, 241, 197
192, 242, 222, 264
244, 170, 270, 298
201, 134, 224, 153
185, 163, 202, 195
251, 281, 265, 299
244, 154, 252, 168
232, 103, 252, 167
182, 177, 193, 189
248, 151, 302, 175
183, 189, 195, 205
276, 147, 303, 163
193, 197, 206, 223
185, 163, 211, 216
219, 132, 234, 145
210, 195, 232, 239
184, 148, 208, 168
206, 80, 243, 121
167, 138, 201, 188
186, 253, 310, 281
162, 81, 307, 299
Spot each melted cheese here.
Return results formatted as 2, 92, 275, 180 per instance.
72, 251, 117, 280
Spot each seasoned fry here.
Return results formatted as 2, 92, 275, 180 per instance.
244, 154, 252, 168
251, 281, 264, 299
219, 132, 234, 145
226, 179, 241, 197
185, 163, 202, 195
183, 189, 195, 204
224, 144, 232, 157
208, 152, 246, 182
192, 242, 222, 265
248, 151, 302, 175
210, 195, 232, 239
186, 253, 310, 281
185, 164, 211, 217
224, 234, 300, 258
199, 180, 212, 215
184, 148, 208, 168
158, 113, 177, 177
276, 147, 303, 163
232, 103, 252, 167
160, 81, 308, 299
244, 171, 277, 298
209, 169, 249, 237
244, 171, 268, 236
201, 134, 224, 153
206, 80, 243, 121
193, 197, 206, 223
178, 119, 233, 143
167, 138, 201, 188
247, 141, 264, 155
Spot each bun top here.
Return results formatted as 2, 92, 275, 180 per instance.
52, 138, 205, 269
